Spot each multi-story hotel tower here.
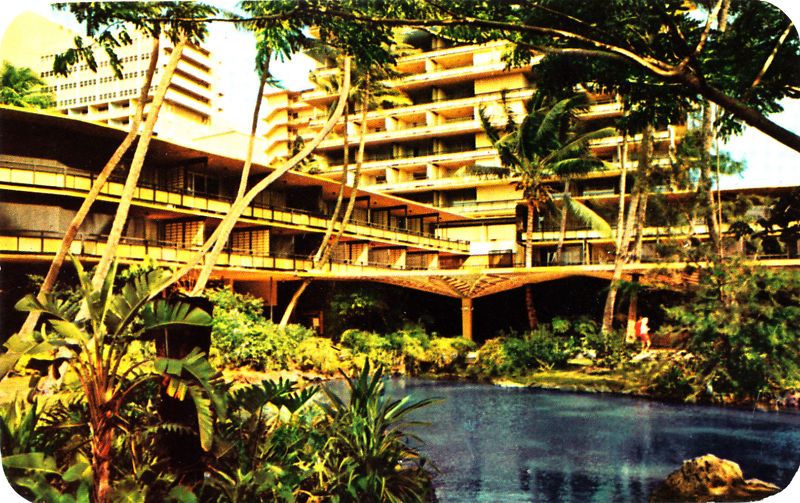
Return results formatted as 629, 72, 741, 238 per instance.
1, 12, 223, 140
262, 31, 684, 269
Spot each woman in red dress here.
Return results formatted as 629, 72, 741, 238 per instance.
634, 317, 651, 351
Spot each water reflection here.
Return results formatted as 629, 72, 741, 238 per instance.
366, 378, 800, 502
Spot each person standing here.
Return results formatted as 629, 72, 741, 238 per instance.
634, 317, 651, 351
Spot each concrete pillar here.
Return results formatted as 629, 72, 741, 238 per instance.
461, 297, 473, 340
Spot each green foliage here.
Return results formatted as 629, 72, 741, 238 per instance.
200, 377, 323, 502
318, 361, 436, 502
329, 289, 393, 334
0, 62, 54, 108
658, 263, 800, 402
2, 257, 219, 501
295, 337, 343, 374
207, 289, 313, 370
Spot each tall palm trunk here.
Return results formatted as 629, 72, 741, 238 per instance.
554, 180, 570, 265
525, 285, 538, 330
191, 53, 269, 293
625, 273, 640, 342
633, 190, 649, 260
92, 34, 188, 288
700, 102, 722, 257
19, 38, 160, 336
524, 198, 538, 329
314, 103, 350, 265
602, 125, 652, 334
279, 74, 370, 329
183, 58, 352, 297
616, 134, 628, 251
525, 199, 535, 267
236, 54, 270, 201
326, 77, 370, 260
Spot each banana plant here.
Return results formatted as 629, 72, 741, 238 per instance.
10, 256, 223, 503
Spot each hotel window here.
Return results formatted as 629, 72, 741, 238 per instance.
161, 220, 205, 247
185, 171, 219, 197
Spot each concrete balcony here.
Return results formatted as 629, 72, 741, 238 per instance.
317, 118, 482, 150
307, 88, 536, 129
0, 158, 470, 255
170, 73, 214, 102
325, 147, 497, 174
164, 89, 213, 116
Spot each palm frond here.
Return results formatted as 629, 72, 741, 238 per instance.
564, 196, 613, 238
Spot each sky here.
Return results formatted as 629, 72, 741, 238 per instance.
2, 1, 800, 190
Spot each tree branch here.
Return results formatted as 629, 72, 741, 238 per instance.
750, 21, 794, 91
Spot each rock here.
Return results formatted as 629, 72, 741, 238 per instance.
650, 454, 780, 502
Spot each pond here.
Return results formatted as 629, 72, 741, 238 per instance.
353, 378, 800, 502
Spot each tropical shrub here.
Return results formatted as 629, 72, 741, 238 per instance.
1, 258, 222, 502
318, 361, 436, 502
468, 338, 509, 378
553, 316, 633, 367
200, 378, 323, 502
208, 289, 313, 370
661, 263, 800, 401
422, 337, 476, 373
294, 337, 343, 374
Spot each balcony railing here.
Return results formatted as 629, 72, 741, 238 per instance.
1, 228, 793, 275
0, 158, 470, 253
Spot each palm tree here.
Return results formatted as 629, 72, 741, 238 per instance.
189, 10, 308, 294
279, 53, 410, 328
478, 91, 614, 328
0, 62, 54, 108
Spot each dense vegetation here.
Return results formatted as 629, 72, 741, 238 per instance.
0, 264, 437, 502
207, 289, 476, 377
649, 263, 800, 403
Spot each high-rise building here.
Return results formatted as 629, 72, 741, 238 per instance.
0, 12, 223, 140
263, 31, 684, 268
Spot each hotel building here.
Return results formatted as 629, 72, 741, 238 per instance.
1, 12, 223, 140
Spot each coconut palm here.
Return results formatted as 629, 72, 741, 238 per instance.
278, 47, 412, 329
478, 91, 614, 328
0, 62, 54, 108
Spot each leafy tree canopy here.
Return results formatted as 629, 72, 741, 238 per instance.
0, 62, 54, 109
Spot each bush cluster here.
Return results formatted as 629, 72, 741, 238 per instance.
339, 326, 476, 374
468, 317, 631, 378
207, 289, 314, 371
651, 263, 800, 402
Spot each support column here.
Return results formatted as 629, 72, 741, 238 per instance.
461, 297, 473, 341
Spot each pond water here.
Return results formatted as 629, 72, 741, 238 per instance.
341, 378, 800, 502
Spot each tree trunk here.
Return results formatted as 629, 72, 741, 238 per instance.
602, 125, 652, 334
185, 58, 352, 296
633, 191, 649, 261
91, 420, 114, 503
280, 73, 370, 328
19, 37, 160, 336
92, 34, 188, 289
616, 135, 628, 251
190, 53, 269, 293
236, 53, 270, 201
326, 77, 370, 260
279, 278, 311, 328
554, 180, 570, 265
525, 284, 538, 330
700, 102, 722, 258
625, 273, 640, 342
314, 103, 349, 265
525, 199, 535, 267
